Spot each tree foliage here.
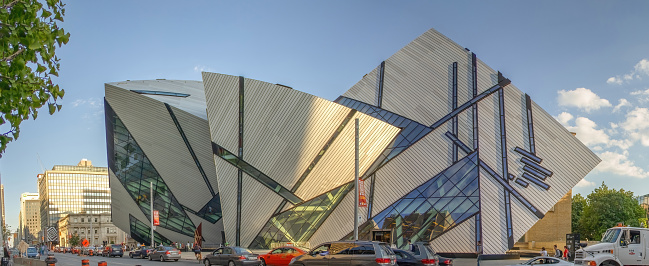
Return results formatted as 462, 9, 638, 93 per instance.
572, 182, 645, 240
0, 0, 70, 154
69, 233, 79, 247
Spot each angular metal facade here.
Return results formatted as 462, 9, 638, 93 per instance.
106, 28, 600, 254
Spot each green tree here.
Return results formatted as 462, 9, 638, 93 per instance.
69, 233, 79, 246
2, 224, 10, 241
572, 193, 587, 235
578, 182, 645, 240
0, 0, 70, 154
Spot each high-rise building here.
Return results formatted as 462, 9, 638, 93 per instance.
38, 159, 111, 237
1, 184, 5, 229
19, 193, 39, 244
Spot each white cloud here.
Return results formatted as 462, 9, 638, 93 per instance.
193, 65, 214, 73
613, 98, 631, 112
71, 98, 100, 108
592, 146, 603, 151
557, 88, 612, 112
555, 112, 574, 126
595, 151, 649, 178
631, 88, 649, 103
575, 178, 596, 188
634, 59, 649, 76
607, 59, 649, 84
607, 77, 622, 85
621, 107, 649, 146
564, 117, 610, 147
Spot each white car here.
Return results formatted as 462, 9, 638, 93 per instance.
507, 256, 573, 266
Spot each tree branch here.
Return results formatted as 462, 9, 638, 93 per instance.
2, 47, 25, 62
1, 0, 21, 10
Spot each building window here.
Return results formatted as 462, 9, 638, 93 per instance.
81, 218, 84, 223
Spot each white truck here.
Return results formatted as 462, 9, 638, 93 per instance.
575, 227, 649, 266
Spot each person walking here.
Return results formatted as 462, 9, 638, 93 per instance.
540, 247, 548, 256
563, 246, 570, 261
553, 245, 562, 258
193, 243, 202, 262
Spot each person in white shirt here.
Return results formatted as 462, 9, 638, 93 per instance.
540, 247, 548, 256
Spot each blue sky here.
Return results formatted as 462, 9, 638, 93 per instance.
1, 0, 648, 231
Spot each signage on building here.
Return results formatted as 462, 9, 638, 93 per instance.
46, 227, 57, 242
359, 179, 367, 207
153, 210, 160, 226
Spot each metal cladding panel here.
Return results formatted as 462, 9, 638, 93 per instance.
215, 160, 238, 245
242, 77, 350, 189
106, 80, 207, 119
476, 59, 499, 94
294, 112, 400, 201
170, 105, 219, 193
429, 218, 476, 253
370, 120, 455, 217
380, 28, 472, 126
187, 211, 224, 244
105, 84, 213, 211
307, 186, 358, 247
477, 93, 502, 176
510, 193, 538, 243
479, 167, 508, 254
110, 170, 148, 236
240, 173, 284, 247
342, 67, 380, 105
202, 72, 240, 153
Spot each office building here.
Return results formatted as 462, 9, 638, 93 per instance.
19, 193, 40, 244
58, 213, 126, 247
105, 28, 600, 254
38, 159, 111, 238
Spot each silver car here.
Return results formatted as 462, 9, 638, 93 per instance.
507, 256, 573, 266
149, 246, 181, 262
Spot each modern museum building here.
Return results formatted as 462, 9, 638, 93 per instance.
105, 28, 600, 255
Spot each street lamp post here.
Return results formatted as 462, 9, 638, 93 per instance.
150, 181, 154, 247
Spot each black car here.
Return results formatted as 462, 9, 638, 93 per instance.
129, 246, 151, 259
203, 247, 260, 266
102, 244, 124, 257
392, 248, 452, 266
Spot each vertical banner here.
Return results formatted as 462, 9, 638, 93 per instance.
153, 210, 160, 226
359, 179, 367, 207
194, 223, 203, 247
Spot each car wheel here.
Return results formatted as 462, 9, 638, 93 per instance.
228, 261, 235, 266
260, 258, 266, 266
204, 259, 210, 266
174, 259, 178, 262
140, 253, 144, 259
160, 255, 164, 262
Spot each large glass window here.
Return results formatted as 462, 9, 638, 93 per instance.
342, 152, 480, 249
129, 214, 172, 246
250, 183, 353, 249
106, 103, 196, 237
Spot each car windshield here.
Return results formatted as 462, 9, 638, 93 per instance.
523, 258, 538, 265
602, 229, 621, 243
234, 247, 252, 254
164, 247, 175, 250
27, 248, 36, 252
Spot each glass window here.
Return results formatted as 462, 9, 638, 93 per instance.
350, 245, 375, 255
310, 244, 330, 255
271, 248, 283, 254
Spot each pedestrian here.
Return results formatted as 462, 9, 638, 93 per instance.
186, 241, 190, 252
563, 246, 570, 261
407, 240, 414, 252
553, 245, 562, 258
193, 243, 202, 261
540, 247, 548, 256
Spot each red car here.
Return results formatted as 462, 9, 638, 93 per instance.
259, 246, 306, 266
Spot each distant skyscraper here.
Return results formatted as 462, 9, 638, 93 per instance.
1, 184, 5, 229
19, 193, 39, 244
38, 159, 110, 237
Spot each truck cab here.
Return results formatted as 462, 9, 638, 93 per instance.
575, 227, 649, 266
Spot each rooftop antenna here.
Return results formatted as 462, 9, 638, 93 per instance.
37, 153, 46, 173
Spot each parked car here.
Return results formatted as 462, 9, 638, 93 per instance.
437, 256, 452, 266
83, 247, 98, 256
506, 256, 573, 266
204, 246, 260, 266
259, 246, 307, 266
26, 247, 40, 259
289, 241, 396, 266
148, 246, 181, 262
64, 247, 71, 253
102, 244, 124, 257
129, 246, 152, 259
393, 248, 422, 266
409, 242, 439, 266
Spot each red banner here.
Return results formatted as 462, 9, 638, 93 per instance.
359, 179, 367, 207
153, 210, 160, 226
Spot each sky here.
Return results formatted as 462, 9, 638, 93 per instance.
1, 0, 648, 232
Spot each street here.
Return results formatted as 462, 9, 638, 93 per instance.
24, 253, 204, 266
